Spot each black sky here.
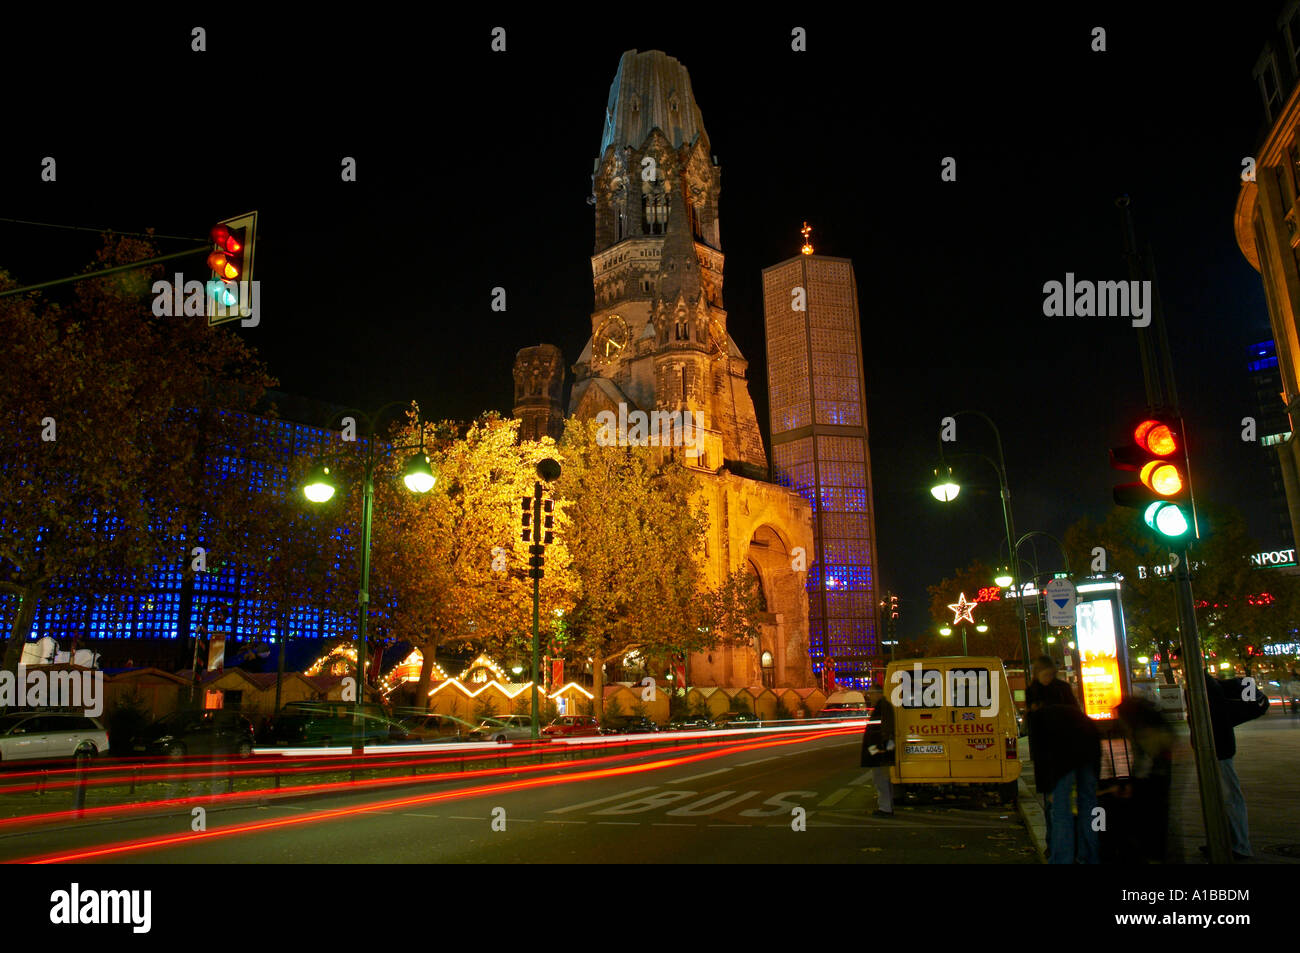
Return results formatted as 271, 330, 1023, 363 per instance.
1, 6, 1286, 641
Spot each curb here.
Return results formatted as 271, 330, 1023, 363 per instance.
1016, 776, 1047, 864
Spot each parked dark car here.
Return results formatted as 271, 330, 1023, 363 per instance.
601, 715, 660, 735
819, 691, 870, 717
132, 710, 255, 758
395, 712, 474, 742
265, 701, 412, 747
711, 711, 760, 729
667, 714, 716, 731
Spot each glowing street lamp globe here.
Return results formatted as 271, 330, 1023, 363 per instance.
303, 464, 337, 503
402, 452, 436, 493
939, 627, 953, 636
975, 624, 989, 633
930, 475, 960, 502
993, 567, 1013, 587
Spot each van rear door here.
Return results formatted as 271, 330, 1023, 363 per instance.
946, 666, 1002, 779
894, 665, 950, 780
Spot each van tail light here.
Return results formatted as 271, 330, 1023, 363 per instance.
1005, 737, 1017, 759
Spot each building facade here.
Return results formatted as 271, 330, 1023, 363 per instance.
1246, 339, 1295, 548
762, 251, 881, 687
513, 49, 815, 689
0, 397, 363, 669
1235, 0, 1300, 553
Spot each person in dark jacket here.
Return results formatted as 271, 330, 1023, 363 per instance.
1025, 656, 1080, 855
1034, 701, 1102, 864
860, 696, 896, 817
1114, 695, 1174, 862
1197, 674, 1270, 859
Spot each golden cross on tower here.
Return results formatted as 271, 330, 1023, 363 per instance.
800, 221, 813, 255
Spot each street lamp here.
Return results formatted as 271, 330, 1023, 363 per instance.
932, 410, 1032, 686
302, 401, 433, 755
993, 566, 1013, 587
930, 467, 960, 502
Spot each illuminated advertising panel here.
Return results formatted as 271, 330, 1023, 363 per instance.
1074, 598, 1122, 719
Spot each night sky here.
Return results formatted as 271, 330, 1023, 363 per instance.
2, 7, 1285, 642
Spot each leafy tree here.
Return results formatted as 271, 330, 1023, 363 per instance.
0, 236, 274, 673
471, 694, 499, 724
554, 418, 763, 724
367, 413, 578, 708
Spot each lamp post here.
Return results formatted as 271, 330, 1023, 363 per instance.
939, 625, 967, 654
931, 411, 1032, 686
998, 531, 1072, 657
302, 401, 435, 756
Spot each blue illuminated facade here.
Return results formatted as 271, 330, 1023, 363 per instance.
0, 396, 380, 667
763, 254, 880, 688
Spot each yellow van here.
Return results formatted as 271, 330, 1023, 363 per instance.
884, 656, 1021, 802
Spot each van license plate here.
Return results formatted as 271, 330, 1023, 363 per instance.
906, 743, 944, 754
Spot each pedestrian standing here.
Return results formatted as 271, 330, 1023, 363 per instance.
1197, 674, 1269, 860
1034, 701, 1102, 864
1025, 656, 1079, 854
861, 694, 896, 817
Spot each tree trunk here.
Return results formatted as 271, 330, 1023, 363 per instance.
3, 584, 40, 676
274, 611, 287, 714
414, 641, 439, 711
1158, 633, 1176, 685
592, 657, 605, 726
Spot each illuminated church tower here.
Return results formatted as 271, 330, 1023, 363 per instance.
569, 49, 767, 476
517, 50, 815, 689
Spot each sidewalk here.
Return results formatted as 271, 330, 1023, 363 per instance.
1014, 709, 1300, 864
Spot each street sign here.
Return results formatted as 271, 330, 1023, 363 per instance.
1045, 578, 1077, 627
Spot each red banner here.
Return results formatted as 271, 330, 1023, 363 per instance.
550, 658, 564, 689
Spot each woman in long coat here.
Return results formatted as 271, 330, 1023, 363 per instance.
860, 696, 896, 817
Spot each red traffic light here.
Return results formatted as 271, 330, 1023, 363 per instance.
1134, 419, 1177, 456
210, 224, 243, 254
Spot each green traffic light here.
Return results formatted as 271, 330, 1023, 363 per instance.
1144, 501, 1189, 538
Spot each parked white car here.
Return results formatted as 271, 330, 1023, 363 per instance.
0, 712, 108, 762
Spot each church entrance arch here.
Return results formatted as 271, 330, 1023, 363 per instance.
743, 524, 809, 688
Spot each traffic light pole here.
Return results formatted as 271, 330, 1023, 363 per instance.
531, 487, 542, 742
1172, 545, 1232, 864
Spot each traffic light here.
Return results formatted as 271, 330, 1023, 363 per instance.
206, 211, 258, 326
1111, 417, 1192, 538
